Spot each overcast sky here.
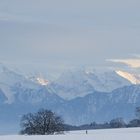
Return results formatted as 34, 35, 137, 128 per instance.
0, 0, 140, 78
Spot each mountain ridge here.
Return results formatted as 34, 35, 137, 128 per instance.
0, 64, 140, 132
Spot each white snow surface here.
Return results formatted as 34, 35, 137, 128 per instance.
0, 128, 140, 140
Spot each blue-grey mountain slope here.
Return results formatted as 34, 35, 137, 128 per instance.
0, 64, 140, 133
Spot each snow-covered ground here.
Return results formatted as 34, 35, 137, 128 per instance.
0, 128, 140, 140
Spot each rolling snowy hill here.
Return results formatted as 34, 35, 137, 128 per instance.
0, 128, 140, 140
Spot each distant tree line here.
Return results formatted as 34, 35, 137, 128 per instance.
63, 118, 126, 131
20, 107, 140, 135
64, 107, 140, 131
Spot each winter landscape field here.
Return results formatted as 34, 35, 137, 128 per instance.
0, 128, 140, 140
1, 0, 140, 139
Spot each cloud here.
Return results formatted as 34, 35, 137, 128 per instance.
108, 58, 140, 68
0, 0, 140, 75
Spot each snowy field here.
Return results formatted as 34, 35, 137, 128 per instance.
0, 128, 140, 140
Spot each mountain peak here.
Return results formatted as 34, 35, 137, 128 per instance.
116, 70, 140, 85
36, 77, 49, 86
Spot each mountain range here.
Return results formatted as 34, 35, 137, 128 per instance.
0, 63, 140, 133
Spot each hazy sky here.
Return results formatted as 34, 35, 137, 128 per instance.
0, 0, 140, 77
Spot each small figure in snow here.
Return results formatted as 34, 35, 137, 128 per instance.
86, 130, 88, 134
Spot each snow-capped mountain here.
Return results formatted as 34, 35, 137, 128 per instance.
49, 69, 95, 100
52, 85, 140, 125
116, 70, 140, 84
49, 69, 132, 100
1, 83, 140, 127
0, 63, 55, 104
0, 64, 138, 101
29, 76, 49, 86
1, 64, 140, 132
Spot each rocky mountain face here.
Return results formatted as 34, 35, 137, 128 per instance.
59, 85, 140, 125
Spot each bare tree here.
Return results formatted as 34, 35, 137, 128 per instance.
20, 109, 64, 135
